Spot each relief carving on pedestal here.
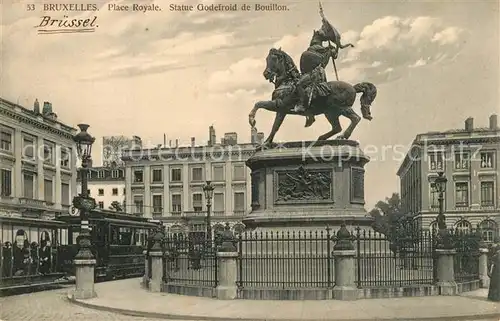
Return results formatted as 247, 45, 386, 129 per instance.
275, 166, 332, 203
350, 167, 365, 204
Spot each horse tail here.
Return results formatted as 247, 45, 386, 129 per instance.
353, 82, 377, 107
339, 43, 355, 49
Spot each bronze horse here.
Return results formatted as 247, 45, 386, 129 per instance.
249, 48, 377, 146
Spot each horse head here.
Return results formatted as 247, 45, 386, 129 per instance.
263, 47, 284, 83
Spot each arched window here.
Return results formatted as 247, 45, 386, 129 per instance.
479, 219, 498, 243
233, 223, 246, 235
454, 220, 472, 234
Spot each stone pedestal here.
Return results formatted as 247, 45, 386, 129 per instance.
216, 252, 238, 300
435, 249, 457, 295
142, 250, 149, 288
73, 259, 97, 300
149, 251, 163, 292
333, 250, 359, 300
243, 140, 374, 232
479, 248, 490, 288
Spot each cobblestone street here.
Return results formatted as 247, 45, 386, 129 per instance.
0, 287, 174, 321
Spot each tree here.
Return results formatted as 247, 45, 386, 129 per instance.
109, 201, 124, 212
369, 193, 405, 237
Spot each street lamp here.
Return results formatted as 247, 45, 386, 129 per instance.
429, 171, 450, 249
203, 180, 215, 244
430, 171, 448, 230
73, 124, 96, 260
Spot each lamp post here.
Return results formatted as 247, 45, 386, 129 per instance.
73, 124, 96, 260
430, 171, 449, 248
203, 180, 215, 245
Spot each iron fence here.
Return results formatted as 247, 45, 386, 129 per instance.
237, 229, 334, 288
452, 229, 481, 282
354, 229, 435, 288
163, 235, 218, 287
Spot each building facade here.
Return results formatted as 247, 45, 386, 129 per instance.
77, 166, 126, 211
121, 128, 261, 236
397, 115, 500, 242
0, 97, 78, 219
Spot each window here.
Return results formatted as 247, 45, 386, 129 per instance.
480, 152, 494, 169
455, 182, 469, 207
213, 165, 224, 181
23, 173, 35, 199
97, 170, 105, 179
214, 192, 224, 212
192, 193, 202, 212
171, 194, 182, 213
61, 183, 70, 205
98, 201, 104, 209
60, 148, 70, 168
233, 164, 245, 181
133, 195, 144, 214
0, 169, 12, 197
133, 170, 143, 183
430, 184, 440, 209
111, 170, 119, 178
428, 152, 444, 171
112, 188, 118, 196
234, 192, 245, 212
479, 220, 498, 243
0, 126, 12, 152
43, 141, 54, 164
98, 188, 104, 196
152, 168, 163, 182
191, 167, 203, 182
23, 135, 35, 159
455, 220, 472, 234
481, 181, 494, 207
454, 152, 469, 170
44, 178, 53, 203
152, 195, 162, 214
123, 188, 126, 195
171, 168, 182, 182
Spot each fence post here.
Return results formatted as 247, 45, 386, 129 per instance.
216, 223, 238, 300
332, 223, 359, 301
478, 247, 490, 288
142, 249, 149, 288
149, 230, 164, 293
435, 248, 457, 295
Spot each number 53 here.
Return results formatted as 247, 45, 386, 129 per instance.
27, 4, 35, 11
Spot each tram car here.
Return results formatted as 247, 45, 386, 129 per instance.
1, 215, 68, 291
56, 209, 161, 280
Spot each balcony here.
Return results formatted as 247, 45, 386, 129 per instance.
18, 198, 46, 208
183, 211, 206, 217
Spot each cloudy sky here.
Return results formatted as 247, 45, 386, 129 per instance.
1, 0, 498, 209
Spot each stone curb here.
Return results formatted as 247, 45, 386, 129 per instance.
67, 293, 500, 321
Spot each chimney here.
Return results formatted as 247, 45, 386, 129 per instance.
191, 137, 195, 147
257, 132, 265, 144
490, 114, 498, 130
175, 139, 179, 148
208, 125, 216, 146
169, 140, 172, 147
163, 134, 166, 147
33, 99, 40, 114
251, 127, 258, 144
465, 117, 474, 131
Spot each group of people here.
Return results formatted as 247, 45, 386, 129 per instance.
1, 230, 53, 277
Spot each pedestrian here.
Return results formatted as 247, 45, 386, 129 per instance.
487, 244, 500, 302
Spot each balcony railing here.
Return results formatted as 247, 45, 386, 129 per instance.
18, 198, 46, 207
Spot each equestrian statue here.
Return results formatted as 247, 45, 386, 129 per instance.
249, 2, 377, 147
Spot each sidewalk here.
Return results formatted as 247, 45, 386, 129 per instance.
68, 278, 500, 321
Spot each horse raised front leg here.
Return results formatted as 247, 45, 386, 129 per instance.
249, 100, 278, 128
337, 108, 361, 140
263, 112, 286, 147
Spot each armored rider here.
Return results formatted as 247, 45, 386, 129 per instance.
294, 4, 353, 128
